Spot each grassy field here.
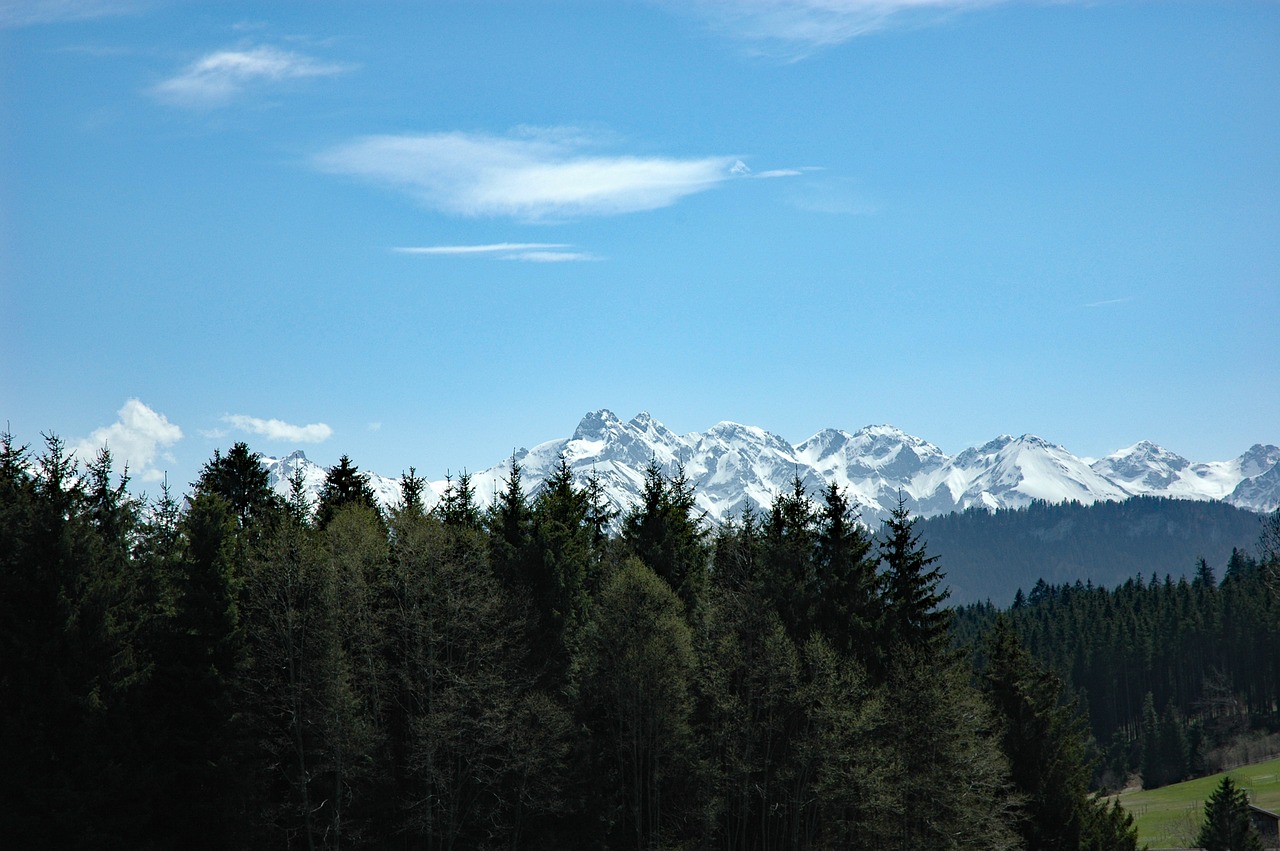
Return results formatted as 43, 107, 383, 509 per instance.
1113, 757, 1280, 848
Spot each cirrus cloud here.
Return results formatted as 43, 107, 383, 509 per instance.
317, 128, 744, 221
152, 44, 351, 108
394, 242, 598, 262
683, 0, 1033, 57
223, 413, 333, 444
73, 398, 183, 483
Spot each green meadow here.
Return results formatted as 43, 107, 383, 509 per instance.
1114, 757, 1280, 848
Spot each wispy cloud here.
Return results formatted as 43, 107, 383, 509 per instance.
501, 250, 600, 263
394, 242, 598, 262
1084, 296, 1132, 308
223, 413, 333, 443
682, 0, 1032, 57
151, 44, 351, 108
73, 398, 183, 483
394, 242, 572, 256
317, 128, 748, 221
0, 0, 148, 28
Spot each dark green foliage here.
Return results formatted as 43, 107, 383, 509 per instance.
194, 441, 282, 531
397, 465, 427, 516
760, 475, 819, 640
811, 482, 879, 658
8, 433, 1166, 849
436, 469, 482, 530
1081, 799, 1141, 851
574, 559, 699, 848
983, 616, 1137, 851
1196, 775, 1264, 851
316, 454, 381, 529
879, 494, 951, 651
621, 460, 709, 610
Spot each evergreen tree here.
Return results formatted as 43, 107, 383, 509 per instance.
193, 441, 281, 532
621, 460, 709, 611
878, 495, 950, 652
528, 453, 598, 685
760, 475, 818, 641
397, 466, 427, 516
487, 455, 534, 589
574, 558, 699, 849
983, 615, 1120, 851
437, 470, 482, 530
811, 482, 878, 657
316, 454, 380, 529
1196, 775, 1264, 851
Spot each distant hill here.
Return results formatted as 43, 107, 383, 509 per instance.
917, 496, 1268, 605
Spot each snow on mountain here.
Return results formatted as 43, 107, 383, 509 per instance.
262, 450, 412, 511
257, 412, 1280, 526
1092, 441, 1280, 507
918, 434, 1130, 515
1091, 441, 1192, 492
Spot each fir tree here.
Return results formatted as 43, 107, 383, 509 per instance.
193, 441, 281, 531
316, 454, 380, 529
878, 494, 950, 652
811, 481, 878, 657
1196, 775, 1264, 851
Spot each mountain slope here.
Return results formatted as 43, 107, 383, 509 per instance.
259, 410, 1280, 526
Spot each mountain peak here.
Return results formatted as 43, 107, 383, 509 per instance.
256, 412, 1280, 526
572, 409, 623, 442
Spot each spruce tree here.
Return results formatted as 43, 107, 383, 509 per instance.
1196, 775, 1264, 851
760, 475, 818, 641
622, 460, 708, 611
316, 454, 380, 529
982, 615, 1111, 851
193, 441, 281, 531
812, 482, 878, 657
878, 494, 950, 652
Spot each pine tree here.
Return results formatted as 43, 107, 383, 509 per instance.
983, 615, 1106, 851
574, 558, 699, 849
1196, 775, 1264, 851
316, 454, 381, 529
811, 482, 878, 657
878, 494, 950, 652
760, 475, 818, 641
622, 460, 708, 611
193, 441, 281, 531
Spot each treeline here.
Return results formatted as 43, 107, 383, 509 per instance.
1, 435, 1138, 850
955, 527, 1280, 791
920, 496, 1266, 605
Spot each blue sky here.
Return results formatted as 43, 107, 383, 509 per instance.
3, 0, 1278, 491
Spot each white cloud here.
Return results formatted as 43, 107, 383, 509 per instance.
223, 414, 333, 444
501, 250, 600, 263
1085, 297, 1132, 309
152, 44, 350, 108
683, 0, 1029, 56
394, 242, 572, 255
317, 129, 742, 220
394, 242, 597, 262
73, 398, 183, 483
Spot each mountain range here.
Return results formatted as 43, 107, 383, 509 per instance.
261, 410, 1280, 526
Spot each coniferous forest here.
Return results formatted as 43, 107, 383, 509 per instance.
17, 434, 1280, 849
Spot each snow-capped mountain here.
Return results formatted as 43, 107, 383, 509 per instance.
259, 411, 1280, 525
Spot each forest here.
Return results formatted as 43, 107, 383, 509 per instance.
10, 433, 1275, 850
956, 538, 1280, 792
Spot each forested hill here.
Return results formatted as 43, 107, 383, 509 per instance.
919, 496, 1266, 605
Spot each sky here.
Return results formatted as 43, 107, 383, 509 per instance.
2, 0, 1278, 493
